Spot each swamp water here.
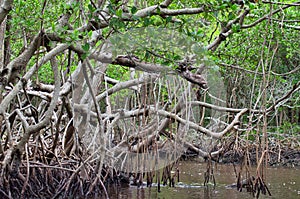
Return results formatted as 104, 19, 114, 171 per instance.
105, 160, 300, 199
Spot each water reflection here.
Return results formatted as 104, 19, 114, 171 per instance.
105, 160, 300, 199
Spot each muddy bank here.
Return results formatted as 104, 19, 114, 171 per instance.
216, 145, 300, 167
183, 139, 300, 167
0, 142, 299, 198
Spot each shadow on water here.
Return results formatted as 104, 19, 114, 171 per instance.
103, 160, 300, 199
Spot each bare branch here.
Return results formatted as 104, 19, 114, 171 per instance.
271, 66, 300, 76
152, 107, 248, 139
184, 141, 223, 158
190, 101, 247, 113
112, 55, 170, 73
159, 7, 205, 16
219, 62, 264, 75
207, 9, 250, 51
160, 0, 173, 8
135, 5, 205, 17
0, 44, 68, 115
267, 81, 300, 113
276, 23, 300, 30
27, 51, 61, 134
0, 45, 63, 174
179, 70, 207, 89
96, 74, 157, 101
1, 32, 43, 86
242, 2, 299, 29
261, 1, 300, 6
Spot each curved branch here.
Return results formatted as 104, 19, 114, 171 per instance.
113, 55, 207, 87
261, 1, 300, 6
112, 55, 170, 73
242, 2, 299, 29
190, 101, 246, 113
207, 9, 250, 51
1, 46, 63, 173
267, 81, 300, 113
0, 44, 68, 114
96, 74, 157, 101
184, 141, 223, 158
27, 51, 61, 134
276, 23, 300, 30
271, 66, 300, 76
1, 32, 43, 86
219, 62, 264, 75
153, 107, 248, 139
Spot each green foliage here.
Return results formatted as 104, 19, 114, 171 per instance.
106, 65, 129, 81
109, 26, 207, 69
6, 0, 300, 126
38, 62, 54, 84
277, 122, 300, 135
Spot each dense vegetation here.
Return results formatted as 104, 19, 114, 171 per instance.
0, 0, 299, 198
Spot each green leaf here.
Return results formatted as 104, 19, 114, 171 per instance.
108, 3, 115, 14
81, 53, 88, 60
231, 4, 238, 11
228, 12, 235, 20
88, 30, 93, 38
88, 4, 95, 12
110, 17, 125, 29
219, 3, 228, 9
232, 24, 241, 33
51, 22, 55, 32
131, 6, 137, 14
143, 17, 151, 26
156, 6, 161, 15
249, 3, 256, 9
82, 43, 90, 52
166, 16, 172, 23
116, 9, 123, 18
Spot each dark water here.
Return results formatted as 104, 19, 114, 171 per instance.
106, 160, 300, 199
